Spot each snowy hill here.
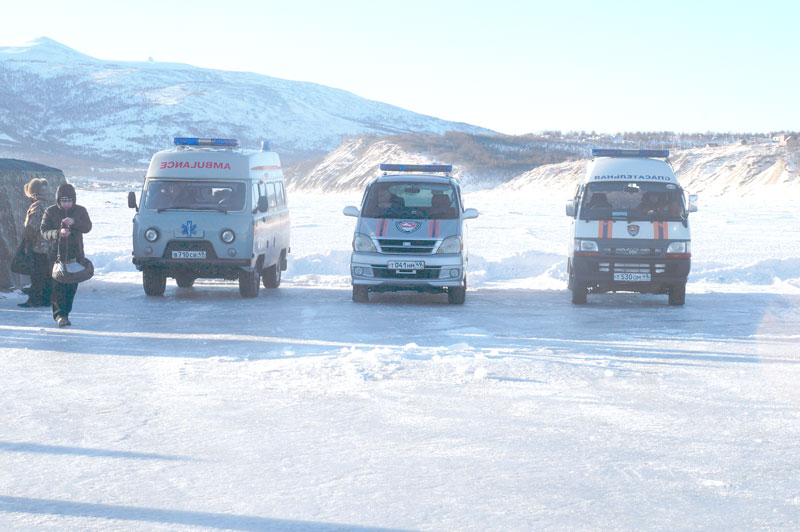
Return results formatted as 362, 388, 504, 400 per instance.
0, 37, 492, 173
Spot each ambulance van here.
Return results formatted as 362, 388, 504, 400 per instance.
343, 164, 479, 304
565, 149, 697, 306
128, 137, 290, 298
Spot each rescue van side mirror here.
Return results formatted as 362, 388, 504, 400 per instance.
128, 191, 138, 211
565, 199, 576, 217
463, 208, 479, 220
688, 194, 698, 213
343, 206, 360, 217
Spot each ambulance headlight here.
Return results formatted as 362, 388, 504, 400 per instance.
437, 235, 462, 254
145, 228, 159, 242
353, 233, 376, 252
220, 229, 235, 244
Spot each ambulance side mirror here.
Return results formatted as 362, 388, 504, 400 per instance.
565, 199, 576, 217
343, 206, 360, 217
463, 208, 479, 220
128, 191, 138, 211
688, 194, 698, 213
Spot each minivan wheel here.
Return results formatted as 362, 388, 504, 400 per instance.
175, 274, 195, 288
239, 269, 260, 298
571, 284, 587, 305
143, 269, 166, 296
352, 285, 369, 303
262, 263, 281, 288
447, 279, 466, 305
668, 283, 686, 306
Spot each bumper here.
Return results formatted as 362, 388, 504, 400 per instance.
133, 257, 253, 279
571, 255, 690, 294
351, 251, 465, 292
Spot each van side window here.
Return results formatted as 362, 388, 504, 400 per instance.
266, 182, 277, 209
275, 182, 286, 207
252, 183, 260, 210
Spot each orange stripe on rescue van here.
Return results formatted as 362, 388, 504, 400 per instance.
598, 221, 613, 239
654, 222, 668, 239
428, 220, 440, 238
376, 219, 389, 236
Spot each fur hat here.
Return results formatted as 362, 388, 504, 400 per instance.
56, 183, 76, 203
24, 178, 50, 199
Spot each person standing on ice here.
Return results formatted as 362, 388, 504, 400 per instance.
17, 178, 53, 307
41, 184, 92, 328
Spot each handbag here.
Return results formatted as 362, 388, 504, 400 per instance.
51, 233, 94, 284
11, 240, 35, 275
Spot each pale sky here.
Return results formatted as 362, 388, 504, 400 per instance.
3, 0, 798, 135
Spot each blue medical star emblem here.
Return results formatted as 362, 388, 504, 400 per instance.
181, 220, 197, 237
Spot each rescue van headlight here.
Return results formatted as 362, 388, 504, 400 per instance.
574, 239, 599, 256
437, 235, 462, 254
353, 233, 376, 252
220, 229, 236, 244
145, 228, 159, 242
666, 241, 691, 258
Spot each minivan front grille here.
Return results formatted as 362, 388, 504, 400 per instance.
372, 266, 442, 279
377, 239, 437, 254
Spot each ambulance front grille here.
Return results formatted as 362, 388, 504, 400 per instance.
377, 239, 437, 254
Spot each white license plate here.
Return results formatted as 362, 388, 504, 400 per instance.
614, 273, 651, 282
172, 251, 206, 259
388, 261, 425, 270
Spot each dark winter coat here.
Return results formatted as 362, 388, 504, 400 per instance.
41, 185, 92, 262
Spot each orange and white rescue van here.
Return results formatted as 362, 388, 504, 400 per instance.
128, 137, 290, 298
566, 149, 697, 305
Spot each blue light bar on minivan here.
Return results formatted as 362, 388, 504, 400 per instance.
380, 164, 453, 173
174, 137, 240, 148
592, 149, 669, 158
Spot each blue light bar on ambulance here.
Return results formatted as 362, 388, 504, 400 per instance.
380, 164, 453, 173
173, 137, 240, 148
592, 149, 669, 158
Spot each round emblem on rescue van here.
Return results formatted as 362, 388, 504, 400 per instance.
627, 224, 640, 237
396, 221, 421, 233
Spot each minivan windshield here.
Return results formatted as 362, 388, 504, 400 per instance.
361, 182, 459, 220
580, 182, 685, 221
143, 180, 246, 212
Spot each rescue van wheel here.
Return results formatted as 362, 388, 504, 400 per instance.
175, 274, 195, 288
352, 286, 369, 303
239, 269, 261, 298
448, 278, 467, 305
668, 283, 686, 306
143, 269, 166, 296
571, 285, 587, 305
262, 264, 281, 288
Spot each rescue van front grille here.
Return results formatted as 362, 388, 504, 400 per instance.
600, 263, 667, 274
377, 239, 437, 254
372, 266, 442, 279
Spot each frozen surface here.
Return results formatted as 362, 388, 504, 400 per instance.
1, 186, 799, 531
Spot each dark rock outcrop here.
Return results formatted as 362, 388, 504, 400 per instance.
0, 159, 66, 289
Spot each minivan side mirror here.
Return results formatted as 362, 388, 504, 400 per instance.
462, 208, 479, 220
687, 194, 698, 213
565, 199, 576, 217
128, 191, 138, 211
343, 206, 360, 217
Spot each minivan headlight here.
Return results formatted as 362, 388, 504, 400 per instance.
574, 239, 598, 255
145, 228, 159, 242
437, 235, 462, 254
667, 241, 690, 255
353, 233, 376, 252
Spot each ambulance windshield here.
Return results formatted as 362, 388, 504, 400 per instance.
362, 182, 459, 220
144, 180, 246, 212
580, 182, 685, 221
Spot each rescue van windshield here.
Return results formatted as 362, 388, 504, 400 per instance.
580, 182, 686, 222
143, 180, 246, 212
361, 182, 459, 220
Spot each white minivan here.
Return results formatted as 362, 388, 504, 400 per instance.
128, 137, 290, 298
566, 149, 697, 305
344, 164, 479, 304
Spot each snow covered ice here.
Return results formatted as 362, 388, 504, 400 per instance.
1, 184, 800, 531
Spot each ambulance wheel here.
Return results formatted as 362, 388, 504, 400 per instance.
143, 269, 166, 296
448, 279, 466, 305
668, 283, 686, 306
352, 286, 369, 303
175, 274, 195, 288
571, 285, 587, 305
262, 263, 281, 288
239, 268, 260, 298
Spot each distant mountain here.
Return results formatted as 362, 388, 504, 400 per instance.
0, 37, 493, 174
